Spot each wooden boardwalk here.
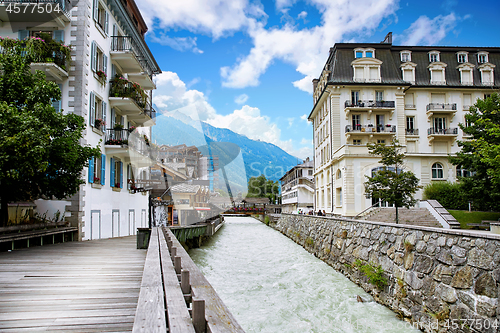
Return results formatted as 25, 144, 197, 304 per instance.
0, 236, 146, 332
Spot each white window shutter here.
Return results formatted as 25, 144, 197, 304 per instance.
102, 101, 107, 131
90, 92, 95, 126
91, 41, 97, 72
105, 11, 109, 35
93, 0, 99, 21
103, 54, 108, 78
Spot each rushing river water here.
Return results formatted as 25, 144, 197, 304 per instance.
189, 217, 419, 333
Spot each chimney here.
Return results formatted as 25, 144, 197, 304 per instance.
381, 32, 392, 44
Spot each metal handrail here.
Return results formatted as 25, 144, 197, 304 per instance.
345, 124, 396, 133
344, 100, 395, 108
110, 36, 153, 76
354, 201, 383, 219
426, 103, 457, 111
427, 128, 458, 135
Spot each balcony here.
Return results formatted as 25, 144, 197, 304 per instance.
108, 77, 155, 126
1, 36, 70, 82
426, 103, 457, 119
427, 127, 458, 143
344, 100, 395, 120
110, 36, 154, 85
104, 129, 155, 168
405, 128, 419, 136
345, 124, 396, 139
0, 0, 71, 26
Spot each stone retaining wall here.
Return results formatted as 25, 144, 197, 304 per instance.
273, 214, 500, 333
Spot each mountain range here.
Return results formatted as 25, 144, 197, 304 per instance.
152, 113, 302, 192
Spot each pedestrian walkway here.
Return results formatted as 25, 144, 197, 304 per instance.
0, 236, 146, 332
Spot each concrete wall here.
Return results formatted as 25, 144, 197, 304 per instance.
273, 214, 500, 333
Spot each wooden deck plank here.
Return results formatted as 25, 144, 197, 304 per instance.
0, 236, 146, 332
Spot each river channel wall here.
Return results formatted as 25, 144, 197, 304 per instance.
272, 214, 500, 333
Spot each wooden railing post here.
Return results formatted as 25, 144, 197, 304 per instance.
170, 246, 177, 259
181, 270, 190, 295
192, 299, 206, 333
174, 256, 182, 275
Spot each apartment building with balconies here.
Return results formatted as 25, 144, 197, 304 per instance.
309, 33, 499, 217
280, 158, 315, 214
0, 0, 161, 239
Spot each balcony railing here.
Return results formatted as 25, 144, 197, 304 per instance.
110, 36, 153, 76
0, 36, 70, 71
345, 125, 396, 133
344, 100, 395, 108
405, 104, 416, 109
105, 128, 130, 145
426, 103, 457, 111
427, 128, 458, 135
110, 77, 148, 109
405, 128, 419, 135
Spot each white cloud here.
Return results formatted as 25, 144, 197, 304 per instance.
149, 32, 203, 53
287, 117, 294, 127
154, 71, 308, 158
234, 93, 249, 104
297, 11, 307, 20
221, 0, 399, 93
138, 0, 266, 39
300, 114, 309, 122
300, 138, 313, 146
400, 13, 458, 45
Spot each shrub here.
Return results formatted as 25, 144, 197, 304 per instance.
355, 260, 388, 289
306, 237, 314, 246
264, 215, 270, 225
423, 181, 468, 210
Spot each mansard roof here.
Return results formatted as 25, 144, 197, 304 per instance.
323, 43, 500, 88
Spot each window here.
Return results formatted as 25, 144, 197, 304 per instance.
365, 51, 373, 58
352, 114, 361, 130
429, 51, 440, 62
354, 48, 375, 59
377, 139, 385, 144
90, 92, 107, 132
308, 170, 313, 176
375, 91, 384, 102
351, 90, 360, 104
478, 52, 488, 64
432, 163, 444, 179
110, 158, 123, 188
400, 51, 411, 62
88, 154, 106, 185
406, 116, 415, 135
484, 94, 491, 99
91, 41, 108, 82
336, 170, 342, 179
353, 139, 361, 145
433, 117, 446, 132
457, 52, 468, 63
479, 67, 494, 86
93, 0, 109, 34
356, 51, 363, 58
456, 165, 471, 178
127, 164, 135, 190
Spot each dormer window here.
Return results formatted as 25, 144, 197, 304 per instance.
354, 48, 376, 59
478, 63, 495, 86
428, 61, 447, 85
401, 61, 417, 84
477, 52, 488, 64
429, 51, 440, 63
457, 52, 468, 63
457, 63, 474, 86
400, 51, 411, 62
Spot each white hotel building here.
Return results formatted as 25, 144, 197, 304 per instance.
0, 0, 161, 239
309, 33, 499, 217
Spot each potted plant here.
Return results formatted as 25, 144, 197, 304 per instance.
94, 118, 105, 130
113, 124, 124, 130
93, 177, 100, 183
128, 126, 136, 133
96, 70, 107, 83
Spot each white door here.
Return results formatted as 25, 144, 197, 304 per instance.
91, 211, 100, 240
112, 210, 120, 237
129, 210, 135, 235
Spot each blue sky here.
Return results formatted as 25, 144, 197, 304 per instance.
137, 0, 500, 159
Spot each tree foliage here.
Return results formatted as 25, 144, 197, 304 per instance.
449, 93, 500, 211
0, 43, 101, 225
246, 174, 280, 204
364, 139, 421, 223
422, 182, 468, 210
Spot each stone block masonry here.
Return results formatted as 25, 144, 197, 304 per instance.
273, 214, 500, 333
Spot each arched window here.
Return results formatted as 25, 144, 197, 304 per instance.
456, 165, 471, 178
432, 163, 444, 179
336, 169, 342, 179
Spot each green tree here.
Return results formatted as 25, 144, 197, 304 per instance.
450, 93, 500, 211
364, 139, 421, 223
0, 43, 101, 226
247, 174, 280, 204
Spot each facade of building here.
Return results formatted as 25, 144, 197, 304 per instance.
157, 144, 202, 179
309, 33, 499, 216
280, 158, 315, 214
0, 0, 161, 239
198, 156, 219, 192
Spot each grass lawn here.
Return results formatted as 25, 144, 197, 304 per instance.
448, 210, 500, 229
